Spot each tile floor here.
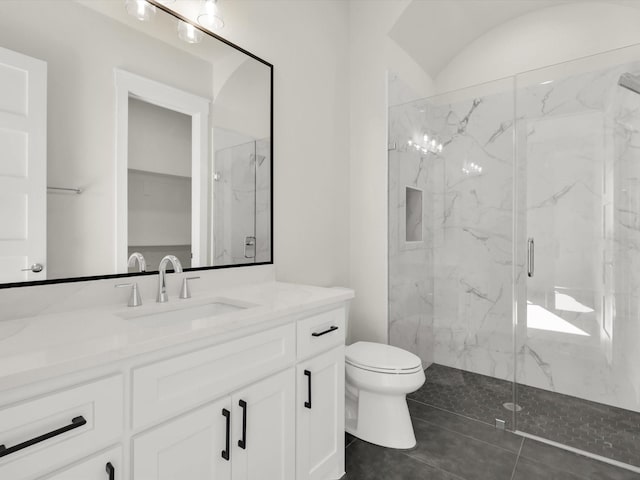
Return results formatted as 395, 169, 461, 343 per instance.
343, 399, 640, 479
409, 364, 640, 467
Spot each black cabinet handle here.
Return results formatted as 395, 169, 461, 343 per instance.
304, 370, 312, 409
105, 462, 115, 480
311, 325, 338, 337
221, 408, 231, 461
0, 416, 86, 458
238, 399, 247, 449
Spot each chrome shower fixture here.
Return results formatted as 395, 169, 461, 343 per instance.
618, 72, 640, 95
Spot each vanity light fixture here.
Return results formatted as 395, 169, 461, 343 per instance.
197, 0, 225, 30
125, 0, 156, 22
178, 20, 204, 44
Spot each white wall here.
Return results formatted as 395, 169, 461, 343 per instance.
128, 97, 192, 178
348, 1, 432, 344
437, 2, 640, 92
172, 0, 352, 288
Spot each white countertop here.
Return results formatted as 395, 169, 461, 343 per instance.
0, 282, 354, 392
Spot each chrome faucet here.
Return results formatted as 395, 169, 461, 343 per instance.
128, 252, 147, 272
157, 255, 183, 303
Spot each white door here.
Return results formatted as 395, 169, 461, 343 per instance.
42, 447, 122, 480
0, 46, 46, 282
133, 397, 232, 480
296, 346, 345, 480
231, 368, 295, 480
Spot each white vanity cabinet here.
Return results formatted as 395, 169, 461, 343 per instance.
296, 347, 345, 480
295, 307, 346, 480
230, 368, 295, 480
0, 298, 350, 480
42, 447, 122, 480
0, 375, 124, 480
133, 368, 295, 480
133, 396, 232, 480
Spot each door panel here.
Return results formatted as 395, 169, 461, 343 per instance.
42, 447, 122, 480
133, 397, 231, 480
0, 46, 46, 282
296, 346, 345, 480
231, 368, 295, 480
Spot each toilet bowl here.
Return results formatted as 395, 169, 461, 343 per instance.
345, 341, 425, 449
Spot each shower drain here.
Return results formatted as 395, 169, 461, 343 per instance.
503, 402, 523, 412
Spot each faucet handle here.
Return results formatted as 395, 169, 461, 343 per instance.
180, 276, 200, 299
115, 282, 143, 307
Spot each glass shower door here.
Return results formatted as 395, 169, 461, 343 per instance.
514, 47, 640, 467
213, 140, 257, 265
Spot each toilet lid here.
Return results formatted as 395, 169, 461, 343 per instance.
346, 342, 422, 373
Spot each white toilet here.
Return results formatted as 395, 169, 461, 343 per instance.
345, 341, 426, 449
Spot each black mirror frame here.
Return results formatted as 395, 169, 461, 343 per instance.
0, 0, 273, 289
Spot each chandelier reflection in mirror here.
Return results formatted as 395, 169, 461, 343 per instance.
198, 0, 225, 30
125, 0, 156, 22
125, 0, 225, 44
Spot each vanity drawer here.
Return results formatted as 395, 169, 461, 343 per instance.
132, 323, 295, 430
297, 307, 346, 361
0, 375, 124, 480
41, 446, 122, 480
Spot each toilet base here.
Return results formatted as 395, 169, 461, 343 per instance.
346, 390, 416, 449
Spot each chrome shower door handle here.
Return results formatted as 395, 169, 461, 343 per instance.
527, 238, 534, 278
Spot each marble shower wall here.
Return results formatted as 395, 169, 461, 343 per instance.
389, 53, 640, 415
388, 79, 515, 377
388, 102, 435, 364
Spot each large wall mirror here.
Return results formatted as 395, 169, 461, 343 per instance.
0, 0, 273, 287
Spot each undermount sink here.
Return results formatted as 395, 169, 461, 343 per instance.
117, 300, 251, 328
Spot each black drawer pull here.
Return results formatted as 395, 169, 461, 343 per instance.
304, 370, 312, 409
0, 416, 86, 458
106, 462, 115, 480
311, 325, 338, 337
221, 408, 231, 461
238, 399, 247, 449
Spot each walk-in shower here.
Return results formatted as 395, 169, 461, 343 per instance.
388, 44, 640, 471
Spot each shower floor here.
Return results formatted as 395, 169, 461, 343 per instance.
409, 363, 640, 468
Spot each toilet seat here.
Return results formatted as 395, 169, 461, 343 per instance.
346, 342, 423, 374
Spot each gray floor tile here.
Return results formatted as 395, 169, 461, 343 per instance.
409, 364, 514, 429
408, 399, 523, 453
405, 418, 518, 480
512, 457, 582, 480
414, 363, 640, 467
344, 439, 460, 480
519, 439, 640, 480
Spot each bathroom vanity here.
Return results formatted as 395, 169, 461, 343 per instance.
0, 282, 352, 480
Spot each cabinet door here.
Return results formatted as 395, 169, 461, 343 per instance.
42, 446, 122, 480
296, 346, 345, 480
231, 368, 295, 480
133, 397, 231, 480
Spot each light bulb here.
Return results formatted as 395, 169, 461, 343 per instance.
178, 21, 204, 44
125, 0, 156, 21
423, 134, 429, 142
198, 0, 224, 30
408, 140, 413, 146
